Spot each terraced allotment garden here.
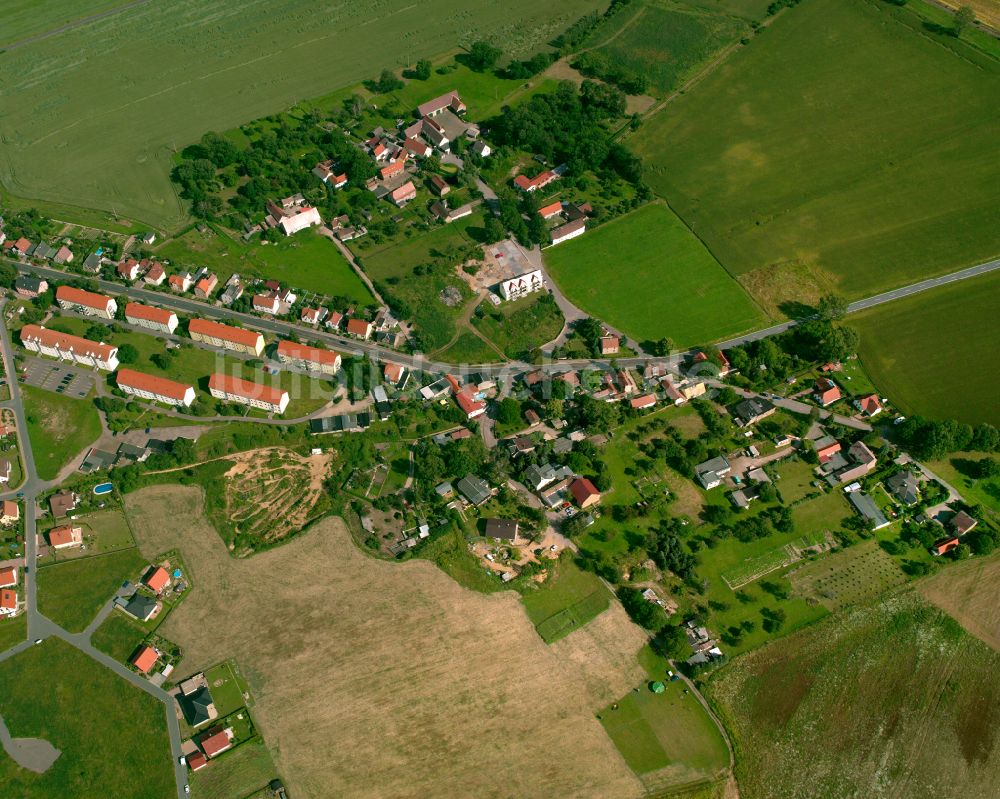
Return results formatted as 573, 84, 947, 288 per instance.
635, 0, 1000, 306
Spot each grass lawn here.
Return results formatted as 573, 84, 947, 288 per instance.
472, 293, 565, 359
543, 203, 767, 347
190, 739, 279, 799
852, 269, 1000, 426
358, 212, 481, 281
0, 614, 26, 652
707, 591, 1000, 799
634, 0, 1000, 306
157, 227, 374, 304
0, 638, 174, 799
599, 646, 729, 781
0, 0, 128, 47
22, 386, 102, 481
434, 332, 502, 364
0, 0, 602, 230
36, 548, 146, 633
582, 0, 747, 96
521, 558, 611, 643
929, 453, 1000, 515
91, 612, 147, 664
204, 660, 252, 716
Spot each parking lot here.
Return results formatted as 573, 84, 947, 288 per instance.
21, 357, 97, 399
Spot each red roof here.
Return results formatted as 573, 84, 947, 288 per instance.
380, 161, 405, 179
20, 325, 117, 362
48, 525, 81, 548
187, 751, 208, 771
539, 201, 562, 219
859, 394, 881, 414
200, 730, 232, 758
252, 294, 279, 312
0, 589, 15, 612
1, 500, 18, 520
391, 181, 416, 201
56, 285, 113, 311
124, 302, 174, 326
145, 566, 170, 593
630, 394, 656, 409
209, 373, 287, 406
570, 477, 600, 506
384, 362, 405, 384
117, 369, 193, 402
815, 379, 841, 405
0, 567, 16, 587
816, 440, 842, 462
346, 318, 372, 336
276, 340, 340, 368
13, 237, 32, 254
131, 645, 159, 674
933, 537, 959, 555
455, 390, 485, 417
189, 318, 262, 349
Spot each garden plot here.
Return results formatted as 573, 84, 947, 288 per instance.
789, 540, 907, 612
721, 531, 833, 590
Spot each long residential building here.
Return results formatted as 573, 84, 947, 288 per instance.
55, 285, 117, 319
124, 302, 178, 335
208, 374, 289, 414
188, 319, 264, 356
117, 368, 196, 407
275, 340, 341, 376
20, 325, 119, 371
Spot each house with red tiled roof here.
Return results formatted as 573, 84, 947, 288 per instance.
55, 285, 117, 319
570, 477, 601, 509
189, 319, 264, 356
117, 259, 143, 281
932, 537, 959, 556
814, 378, 842, 407
346, 318, 373, 340
169, 272, 194, 292
855, 394, 882, 417
599, 335, 619, 356
117, 369, 196, 407
53, 245, 74, 265
252, 294, 280, 315
383, 362, 407, 387
20, 325, 120, 371
300, 307, 327, 326
209, 374, 289, 414
124, 302, 178, 334
276, 340, 341, 376
380, 161, 406, 181
390, 181, 417, 207
48, 525, 83, 550
539, 201, 563, 220
0, 588, 16, 616
951, 510, 977, 536
187, 751, 208, 772
144, 566, 170, 593
630, 394, 656, 410
0, 501, 18, 526
513, 170, 558, 193
143, 262, 166, 286
418, 91, 466, 118
814, 437, 842, 464
131, 645, 159, 675
194, 274, 219, 299
455, 390, 486, 420
199, 728, 234, 759
0, 567, 17, 588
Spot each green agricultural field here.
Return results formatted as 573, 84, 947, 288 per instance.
852, 270, 1000, 426
0, 0, 127, 48
157, 227, 374, 304
0, 638, 174, 799
22, 386, 102, 481
91, 613, 147, 664
0, 0, 601, 230
521, 558, 611, 643
0, 615, 26, 652
599, 646, 729, 784
708, 592, 1000, 799
472, 293, 565, 360
582, 0, 747, 95
635, 0, 1000, 306
36, 548, 146, 633
543, 203, 767, 347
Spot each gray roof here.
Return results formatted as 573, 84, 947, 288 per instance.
434, 481, 454, 497
552, 437, 573, 454
696, 456, 731, 478
181, 686, 216, 727
15, 275, 45, 293
484, 518, 519, 540
457, 474, 491, 506
732, 397, 774, 424
122, 593, 156, 621
848, 492, 890, 530
886, 471, 919, 505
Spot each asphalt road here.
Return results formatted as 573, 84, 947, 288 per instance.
0, 300, 189, 798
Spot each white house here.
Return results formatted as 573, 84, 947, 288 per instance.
209, 374, 289, 414
55, 285, 117, 319
499, 269, 543, 301
117, 369, 196, 407
124, 303, 178, 335
550, 218, 586, 246
20, 325, 119, 371
267, 196, 322, 236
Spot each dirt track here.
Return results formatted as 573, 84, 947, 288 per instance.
125, 485, 647, 799
920, 551, 1000, 652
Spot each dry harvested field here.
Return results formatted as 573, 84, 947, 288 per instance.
920, 551, 1000, 652
125, 485, 646, 799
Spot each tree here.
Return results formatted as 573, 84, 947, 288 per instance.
413, 59, 432, 80
650, 624, 687, 659
816, 293, 848, 321
496, 398, 522, 426
617, 587, 663, 630
953, 5, 975, 35
116, 344, 139, 364
371, 69, 404, 93
482, 216, 506, 244
466, 41, 502, 72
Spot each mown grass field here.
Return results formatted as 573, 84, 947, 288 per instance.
600, 647, 729, 785
521, 558, 611, 643
0, 614, 26, 652
708, 592, 1000, 799
472, 293, 565, 359
434, 332, 503, 364
928, 453, 1000, 514
22, 386, 102, 481
37, 548, 146, 633
0, 0, 127, 47
582, 0, 747, 95
543, 203, 767, 347
157, 227, 374, 304
0, 638, 174, 799
92, 612, 147, 664
852, 269, 1000, 426
190, 740, 280, 799
0, 0, 603, 230
634, 0, 1000, 305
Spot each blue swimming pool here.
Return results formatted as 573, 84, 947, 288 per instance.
93, 482, 113, 495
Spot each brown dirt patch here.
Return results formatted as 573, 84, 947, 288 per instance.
663, 468, 704, 519
920, 551, 1000, 652
548, 603, 647, 709
935, 0, 1000, 31
125, 485, 644, 799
